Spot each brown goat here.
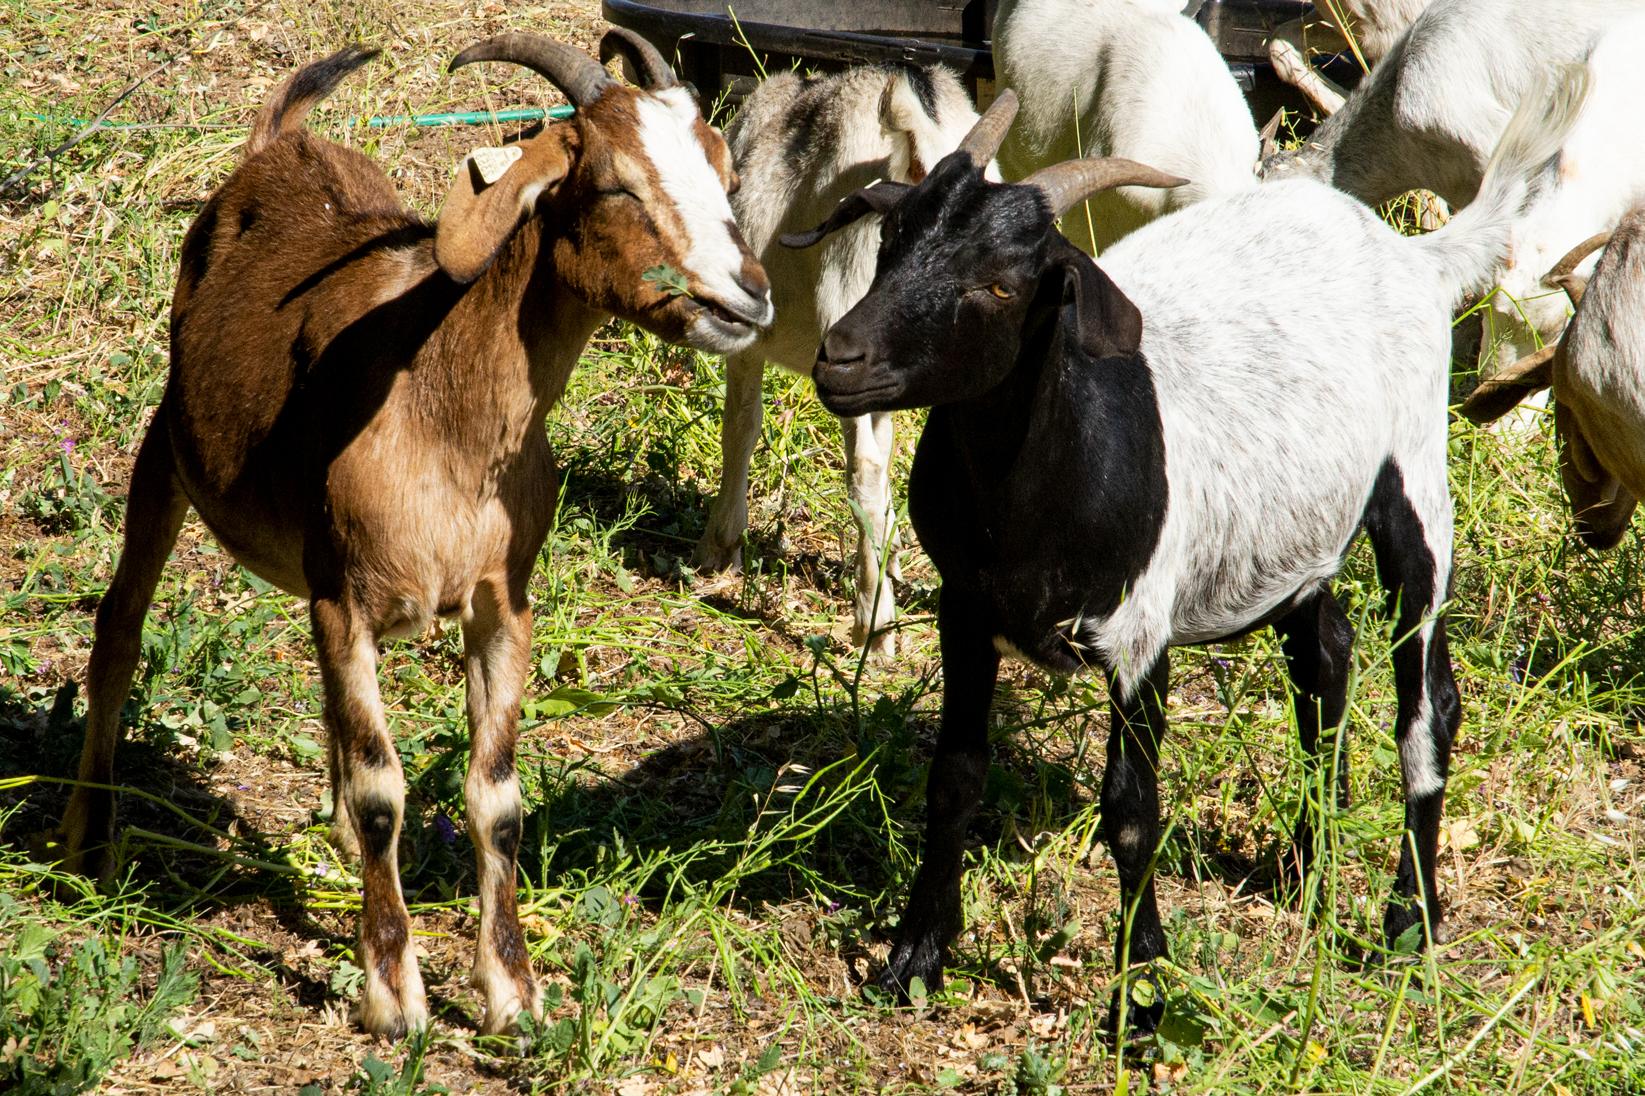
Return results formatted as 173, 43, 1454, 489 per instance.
56, 33, 770, 1039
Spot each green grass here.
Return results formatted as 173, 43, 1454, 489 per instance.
3, 0, 1644, 1091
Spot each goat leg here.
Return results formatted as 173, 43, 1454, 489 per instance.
693, 351, 765, 575
1363, 464, 1459, 954
844, 410, 899, 660
1274, 589, 1354, 888
461, 572, 542, 1036
312, 594, 429, 1038
60, 414, 189, 878
1267, 36, 1347, 117
876, 585, 998, 999
1101, 653, 1170, 1038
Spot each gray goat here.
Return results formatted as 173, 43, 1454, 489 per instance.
692, 64, 981, 658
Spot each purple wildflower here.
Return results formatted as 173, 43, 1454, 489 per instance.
433, 813, 457, 846
60, 438, 75, 456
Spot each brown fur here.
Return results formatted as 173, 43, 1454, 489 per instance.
59, 43, 762, 1039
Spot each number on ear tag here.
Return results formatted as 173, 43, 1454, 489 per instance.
470, 145, 523, 186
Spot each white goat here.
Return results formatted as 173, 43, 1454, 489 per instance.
1479, 13, 1645, 378
991, 0, 1259, 254
1259, 0, 1632, 209
692, 65, 981, 659
1268, 0, 1432, 115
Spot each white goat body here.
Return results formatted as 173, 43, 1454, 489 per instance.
992, 0, 1259, 253
1261, 0, 1632, 208
1482, 13, 1645, 374
693, 65, 981, 657
1089, 65, 1587, 693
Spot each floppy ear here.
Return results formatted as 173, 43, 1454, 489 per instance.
779, 181, 911, 249
1557, 400, 1637, 549
436, 130, 575, 283
1058, 246, 1142, 359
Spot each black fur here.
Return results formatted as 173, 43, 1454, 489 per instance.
355, 793, 398, 860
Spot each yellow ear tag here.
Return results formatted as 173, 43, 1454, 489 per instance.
470, 145, 523, 186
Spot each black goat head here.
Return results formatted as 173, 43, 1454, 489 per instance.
782, 90, 1185, 414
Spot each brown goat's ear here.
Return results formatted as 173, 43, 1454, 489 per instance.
1060, 249, 1142, 359
436, 131, 574, 283
1557, 400, 1637, 549
780, 182, 911, 249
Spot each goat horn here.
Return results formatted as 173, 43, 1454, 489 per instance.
1024, 158, 1190, 219
1457, 344, 1557, 423
1543, 230, 1612, 287
1258, 109, 1283, 161
957, 89, 1019, 167
450, 33, 613, 108
599, 27, 677, 90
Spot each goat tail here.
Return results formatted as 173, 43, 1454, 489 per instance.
1416, 62, 1591, 305
248, 45, 380, 156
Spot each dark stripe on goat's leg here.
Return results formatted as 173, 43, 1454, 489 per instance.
312, 595, 427, 1037
876, 584, 1000, 999
63, 411, 189, 879
1363, 460, 1460, 951
1275, 589, 1354, 886
1102, 653, 1170, 1037
462, 576, 539, 1035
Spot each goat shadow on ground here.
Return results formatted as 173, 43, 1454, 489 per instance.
551, 435, 939, 622
0, 682, 382, 1013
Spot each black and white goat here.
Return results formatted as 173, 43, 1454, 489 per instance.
692, 65, 981, 658
991, 0, 1258, 254
786, 70, 1589, 1026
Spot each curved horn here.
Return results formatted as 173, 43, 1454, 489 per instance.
1024, 157, 1189, 219
1457, 343, 1557, 424
956, 89, 1019, 167
1544, 230, 1613, 285
599, 27, 677, 89
450, 33, 613, 108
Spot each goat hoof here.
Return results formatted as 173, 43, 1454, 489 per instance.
353, 985, 431, 1039
871, 938, 944, 1003
1382, 902, 1445, 953
690, 538, 743, 575
477, 976, 542, 1043
851, 622, 897, 663
56, 792, 117, 881
327, 819, 361, 861
1105, 1000, 1163, 1042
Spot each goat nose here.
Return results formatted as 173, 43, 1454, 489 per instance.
821, 327, 867, 366
735, 267, 769, 304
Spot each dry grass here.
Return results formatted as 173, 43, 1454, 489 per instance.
2, 1, 1642, 1092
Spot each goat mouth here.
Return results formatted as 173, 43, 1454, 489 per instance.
690, 295, 767, 332
814, 373, 902, 414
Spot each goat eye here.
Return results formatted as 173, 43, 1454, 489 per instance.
988, 283, 1013, 300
